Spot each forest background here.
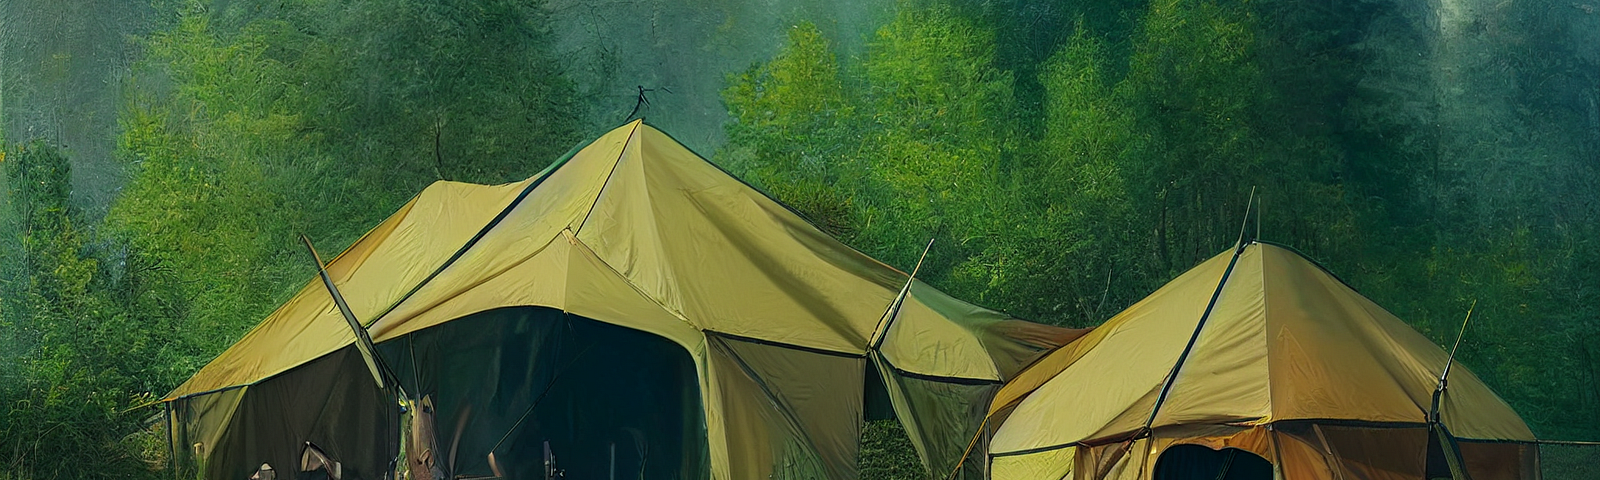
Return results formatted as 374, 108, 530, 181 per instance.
1, 0, 1597, 478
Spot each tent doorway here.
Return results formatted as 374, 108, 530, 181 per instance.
1153, 444, 1273, 480
381, 306, 707, 480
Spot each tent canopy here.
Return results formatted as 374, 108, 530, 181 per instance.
984, 241, 1535, 480
165, 120, 1081, 479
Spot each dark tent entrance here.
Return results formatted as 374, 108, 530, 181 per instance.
1153, 445, 1273, 480
166, 346, 399, 480
379, 306, 708, 479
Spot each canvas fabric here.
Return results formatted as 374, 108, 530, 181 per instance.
984, 242, 1537, 480
164, 121, 1078, 479
167, 346, 398, 480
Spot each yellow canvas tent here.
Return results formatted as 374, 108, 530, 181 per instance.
161, 120, 1082, 480
978, 241, 1539, 480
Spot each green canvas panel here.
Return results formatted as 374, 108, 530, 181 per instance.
176, 346, 397, 480
169, 386, 247, 478
707, 335, 864, 480
873, 352, 1001, 478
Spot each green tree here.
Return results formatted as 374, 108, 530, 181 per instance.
967, 28, 1140, 326
720, 22, 862, 238
0, 142, 179, 480
113, 0, 584, 354
857, 3, 1017, 276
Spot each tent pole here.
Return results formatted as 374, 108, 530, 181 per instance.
870, 238, 935, 350
1428, 300, 1480, 480
165, 401, 177, 480
1311, 424, 1348, 480
1140, 241, 1248, 432
1268, 428, 1288, 480
1236, 187, 1257, 246
301, 234, 389, 390
1431, 300, 1477, 423
1141, 191, 1254, 432
982, 420, 991, 480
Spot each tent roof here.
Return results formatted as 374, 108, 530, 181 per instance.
988, 242, 1534, 457
166, 120, 1068, 401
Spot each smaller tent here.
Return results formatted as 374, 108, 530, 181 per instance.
977, 241, 1540, 480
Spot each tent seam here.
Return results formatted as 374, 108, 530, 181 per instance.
1260, 242, 1275, 424
367, 234, 563, 341
575, 120, 641, 233
564, 232, 703, 333
364, 128, 601, 328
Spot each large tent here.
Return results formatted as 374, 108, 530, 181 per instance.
978, 241, 1539, 480
160, 120, 1082, 480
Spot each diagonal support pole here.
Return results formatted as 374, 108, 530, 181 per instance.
870, 238, 935, 349
302, 234, 387, 390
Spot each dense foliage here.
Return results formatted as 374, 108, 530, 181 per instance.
4, 0, 579, 478
114, 0, 581, 355
719, 0, 1600, 475
0, 0, 1595, 478
0, 142, 181, 479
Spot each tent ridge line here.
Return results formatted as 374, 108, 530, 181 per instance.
987, 440, 1077, 458
1259, 241, 1275, 423
562, 231, 703, 333
876, 356, 1001, 385
1143, 241, 1250, 430
575, 120, 642, 234
650, 121, 1027, 328
645, 122, 879, 270
562, 230, 868, 358
1254, 240, 1364, 299
364, 128, 603, 328
704, 330, 863, 359
368, 234, 566, 340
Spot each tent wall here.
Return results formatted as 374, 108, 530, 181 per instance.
377, 306, 707, 480
170, 346, 397, 480
873, 353, 1002, 478
706, 334, 865, 480
168, 387, 246, 479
